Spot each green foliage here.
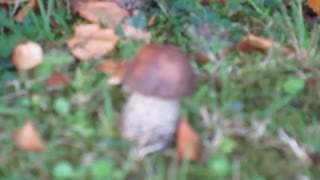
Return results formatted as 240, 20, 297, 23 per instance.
54, 97, 70, 116
35, 49, 74, 78
0, 0, 72, 59
116, 40, 145, 59
207, 155, 232, 177
219, 137, 235, 154
53, 161, 75, 179
283, 77, 305, 95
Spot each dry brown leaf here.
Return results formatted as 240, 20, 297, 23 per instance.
237, 34, 294, 55
97, 59, 128, 85
14, 121, 44, 151
14, 0, 36, 22
147, 15, 157, 27
176, 118, 200, 161
45, 73, 70, 88
307, 0, 320, 15
305, 77, 320, 85
11, 41, 43, 70
66, 24, 119, 61
70, 0, 88, 13
79, 1, 129, 28
121, 24, 151, 42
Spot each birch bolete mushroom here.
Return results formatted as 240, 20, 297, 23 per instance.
120, 44, 195, 156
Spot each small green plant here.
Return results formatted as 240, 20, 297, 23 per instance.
54, 97, 70, 116
53, 161, 75, 179
283, 77, 305, 95
207, 154, 232, 178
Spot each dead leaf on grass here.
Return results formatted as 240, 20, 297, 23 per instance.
97, 59, 128, 85
45, 73, 70, 88
79, 1, 129, 28
237, 34, 295, 55
176, 118, 200, 161
147, 15, 157, 27
121, 24, 151, 42
66, 24, 119, 61
13, 121, 44, 151
307, 0, 320, 15
14, 0, 37, 22
70, 0, 87, 13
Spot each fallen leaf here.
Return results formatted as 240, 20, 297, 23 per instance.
14, 121, 44, 151
45, 73, 70, 88
305, 77, 320, 85
11, 41, 43, 70
70, 0, 87, 13
237, 34, 294, 55
147, 15, 157, 27
14, 0, 37, 22
66, 24, 119, 61
307, 0, 320, 15
194, 53, 211, 64
79, 1, 129, 28
176, 118, 200, 161
97, 59, 128, 85
121, 24, 151, 42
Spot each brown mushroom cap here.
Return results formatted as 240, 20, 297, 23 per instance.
123, 44, 195, 98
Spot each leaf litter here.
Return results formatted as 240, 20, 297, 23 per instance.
13, 121, 44, 152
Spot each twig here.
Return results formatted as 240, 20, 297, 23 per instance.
278, 129, 311, 165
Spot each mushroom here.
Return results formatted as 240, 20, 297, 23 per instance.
11, 41, 43, 70
120, 44, 195, 157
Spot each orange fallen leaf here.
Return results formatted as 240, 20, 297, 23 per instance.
45, 73, 70, 87
237, 34, 294, 55
97, 59, 128, 85
14, 0, 37, 22
307, 0, 320, 15
121, 24, 151, 42
194, 53, 211, 64
147, 15, 157, 27
66, 24, 119, 61
176, 118, 200, 161
14, 121, 44, 151
79, 1, 129, 28
237, 39, 264, 54
11, 41, 43, 70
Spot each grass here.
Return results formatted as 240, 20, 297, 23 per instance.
1, 0, 320, 179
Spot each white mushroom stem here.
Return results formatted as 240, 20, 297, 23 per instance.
121, 93, 180, 156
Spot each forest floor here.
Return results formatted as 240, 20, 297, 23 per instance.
1, 0, 320, 179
